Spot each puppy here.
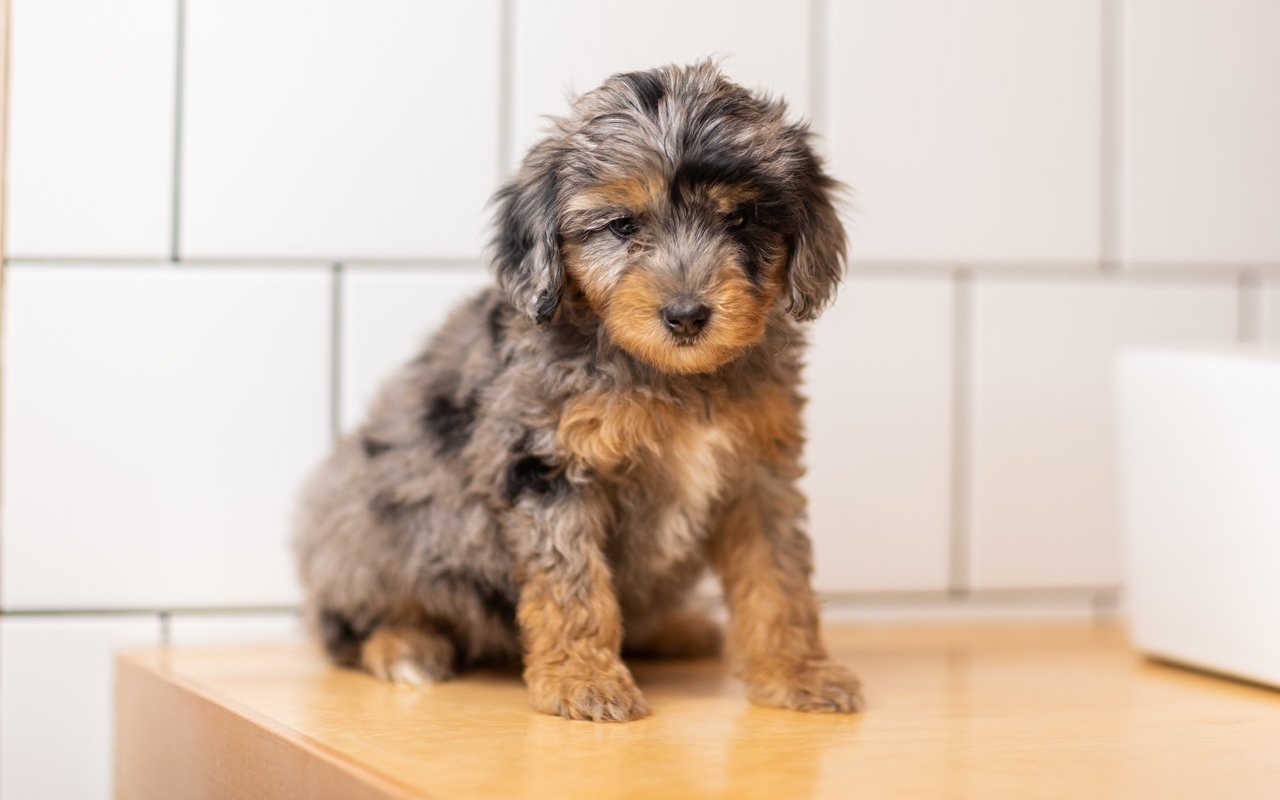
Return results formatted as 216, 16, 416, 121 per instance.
293, 61, 862, 722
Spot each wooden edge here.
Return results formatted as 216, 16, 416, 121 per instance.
115, 652, 428, 800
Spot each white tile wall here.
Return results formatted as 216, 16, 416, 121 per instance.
180, 1, 500, 260
1263, 284, 1280, 343
825, 0, 1101, 263
968, 278, 1239, 589
1, 266, 330, 609
339, 268, 492, 432
805, 277, 954, 592
511, 0, 811, 166
1121, 0, 1280, 264
0, 616, 161, 800
5, 0, 175, 258
168, 612, 305, 647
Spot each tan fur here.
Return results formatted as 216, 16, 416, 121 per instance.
518, 549, 649, 722
570, 251, 786, 376
565, 174, 666, 217
710, 475, 863, 713
361, 625, 456, 685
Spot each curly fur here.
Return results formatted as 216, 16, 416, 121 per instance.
293, 61, 862, 721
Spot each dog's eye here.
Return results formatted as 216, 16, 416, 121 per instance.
725, 207, 751, 231
606, 217, 640, 239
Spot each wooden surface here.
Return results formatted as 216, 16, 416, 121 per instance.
116, 623, 1280, 799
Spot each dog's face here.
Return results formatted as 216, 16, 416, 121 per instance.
492, 62, 846, 374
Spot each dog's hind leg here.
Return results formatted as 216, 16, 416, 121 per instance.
360, 623, 457, 685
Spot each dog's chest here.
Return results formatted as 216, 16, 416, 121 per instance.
555, 388, 775, 586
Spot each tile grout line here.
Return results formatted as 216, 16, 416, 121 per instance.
329, 263, 344, 441
169, 0, 187, 263
497, 0, 515, 177
947, 270, 974, 596
1098, 0, 1122, 274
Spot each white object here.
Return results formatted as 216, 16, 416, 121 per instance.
1119, 347, 1280, 688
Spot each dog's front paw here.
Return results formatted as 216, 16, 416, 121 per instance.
526, 661, 651, 722
744, 658, 864, 714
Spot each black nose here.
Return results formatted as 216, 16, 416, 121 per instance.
660, 301, 712, 337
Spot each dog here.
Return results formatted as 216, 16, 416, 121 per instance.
293, 61, 862, 722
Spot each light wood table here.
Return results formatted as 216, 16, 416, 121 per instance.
116, 622, 1280, 799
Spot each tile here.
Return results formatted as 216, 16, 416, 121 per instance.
0, 615, 161, 800
5, 0, 175, 258
825, 0, 1101, 262
1, 266, 331, 609
511, 0, 811, 165
1264, 283, 1280, 343
1121, 0, 1280, 263
168, 612, 305, 647
340, 267, 491, 431
969, 278, 1238, 589
180, 1, 500, 259
804, 277, 954, 592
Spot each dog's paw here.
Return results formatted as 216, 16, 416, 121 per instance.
361, 626, 455, 685
744, 658, 864, 714
526, 662, 651, 722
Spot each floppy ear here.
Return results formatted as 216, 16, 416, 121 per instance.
490, 139, 565, 326
784, 132, 847, 322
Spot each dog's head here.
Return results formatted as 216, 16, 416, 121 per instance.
491, 61, 846, 374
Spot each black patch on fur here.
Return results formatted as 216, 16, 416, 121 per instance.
532, 291, 560, 325
504, 454, 568, 502
422, 391, 476, 455
669, 151, 792, 214
734, 225, 783, 289
320, 609, 372, 667
361, 438, 393, 458
492, 163, 563, 323
672, 152, 759, 191
618, 70, 666, 116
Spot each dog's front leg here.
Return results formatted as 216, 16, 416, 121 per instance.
509, 491, 649, 722
710, 464, 864, 713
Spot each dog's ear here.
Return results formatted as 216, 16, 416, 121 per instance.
490, 139, 564, 326
784, 131, 847, 322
